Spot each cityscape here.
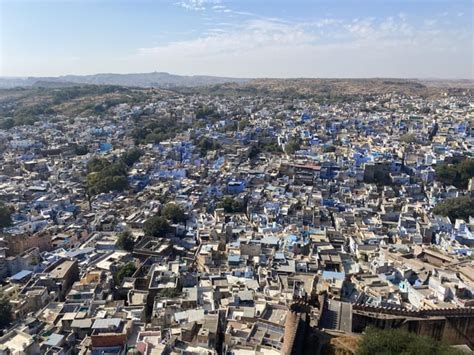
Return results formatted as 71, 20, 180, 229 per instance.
0, 0, 473, 355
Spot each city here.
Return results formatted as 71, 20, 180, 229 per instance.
0, 0, 473, 354
0, 78, 472, 354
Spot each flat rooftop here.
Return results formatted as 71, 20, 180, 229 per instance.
49, 259, 76, 279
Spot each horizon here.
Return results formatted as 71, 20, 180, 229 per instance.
1, 71, 473, 81
1, 0, 473, 79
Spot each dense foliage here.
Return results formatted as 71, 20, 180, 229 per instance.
86, 158, 128, 195
143, 215, 171, 237
0, 294, 12, 329
432, 196, 474, 222
0, 85, 133, 128
0, 203, 12, 229
117, 231, 135, 252
196, 105, 220, 120
218, 197, 245, 213
115, 262, 137, 284
196, 137, 221, 156
74, 144, 89, 156
132, 118, 187, 144
436, 157, 474, 189
356, 327, 462, 355
162, 203, 187, 224
120, 147, 142, 167
86, 148, 142, 195
285, 137, 302, 155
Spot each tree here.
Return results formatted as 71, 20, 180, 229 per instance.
117, 231, 135, 252
0, 294, 12, 329
196, 137, 221, 156
74, 144, 89, 156
357, 327, 461, 355
433, 196, 474, 222
218, 197, 245, 213
115, 262, 137, 284
86, 158, 129, 195
162, 203, 186, 224
436, 158, 474, 189
324, 145, 336, 153
248, 145, 261, 159
285, 137, 302, 155
0, 118, 14, 130
143, 215, 171, 237
121, 148, 142, 167
0, 203, 12, 229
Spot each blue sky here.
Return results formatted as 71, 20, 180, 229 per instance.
1, 0, 472, 78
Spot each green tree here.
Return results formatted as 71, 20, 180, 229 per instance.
0, 118, 14, 130
162, 203, 186, 224
0, 203, 12, 229
121, 148, 142, 167
117, 231, 135, 252
196, 137, 221, 156
285, 137, 302, 155
324, 145, 336, 153
261, 141, 283, 153
74, 144, 89, 156
115, 262, 137, 284
433, 196, 474, 222
143, 215, 171, 237
436, 158, 474, 189
248, 145, 261, 159
87, 157, 110, 173
357, 327, 461, 355
0, 294, 12, 329
86, 158, 129, 195
218, 197, 245, 213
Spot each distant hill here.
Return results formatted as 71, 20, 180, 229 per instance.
0, 72, 250, 89
1, 73, 471, 92
178, 78, 473, 99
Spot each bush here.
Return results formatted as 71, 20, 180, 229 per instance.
357, 327, 461, 355
433, 196, 474, 222
144, 215, 171, 237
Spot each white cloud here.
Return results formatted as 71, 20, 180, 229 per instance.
136, 16, 473, 79
177, 0, 221, 11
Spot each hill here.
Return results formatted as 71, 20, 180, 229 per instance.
0, 72, 249, 89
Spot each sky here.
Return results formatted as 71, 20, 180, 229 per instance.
0, 0, 473, 78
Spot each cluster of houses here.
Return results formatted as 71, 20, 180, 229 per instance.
0, 88, 472, 354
